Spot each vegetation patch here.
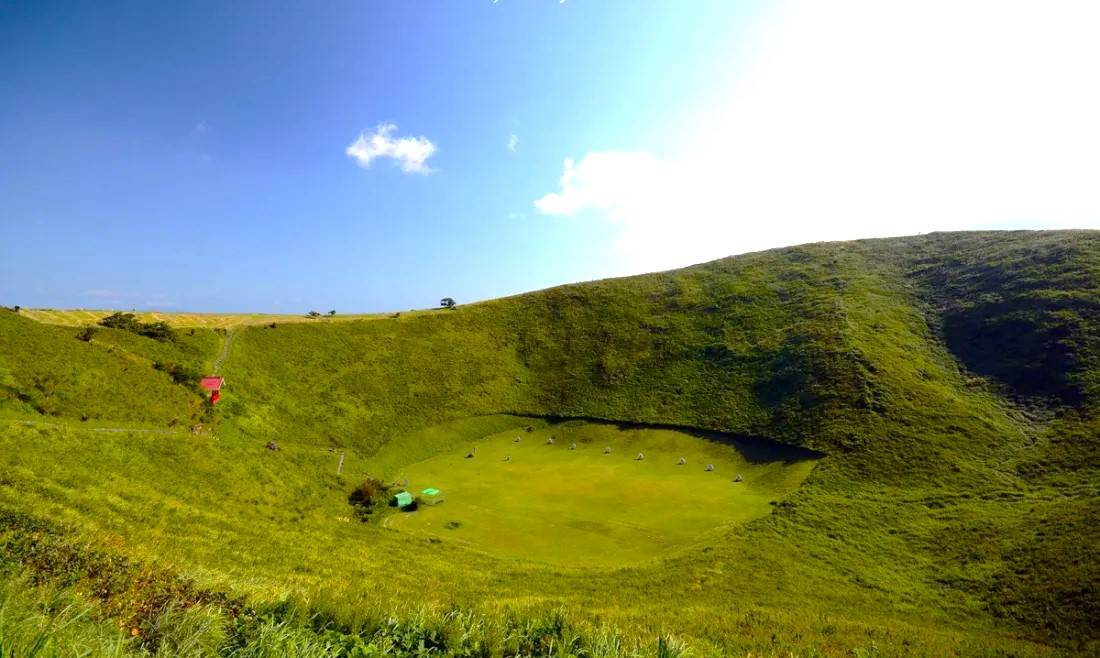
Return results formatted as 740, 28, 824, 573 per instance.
98, 312, 178, 342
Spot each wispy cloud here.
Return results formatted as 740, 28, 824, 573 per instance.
507, 133, 519, 153
346, 123, 437, 174
190, 120, 208, 137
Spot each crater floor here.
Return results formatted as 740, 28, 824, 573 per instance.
386, 418, 822, 566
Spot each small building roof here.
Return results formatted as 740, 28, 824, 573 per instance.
200, 377, 224, 391
421, 487, 441, 496
394, 491, 414, 508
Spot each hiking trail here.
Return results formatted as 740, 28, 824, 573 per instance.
212, 329, 236, 375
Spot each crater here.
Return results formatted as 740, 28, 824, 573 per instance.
382, 416, 823, 566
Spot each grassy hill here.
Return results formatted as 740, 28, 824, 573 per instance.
18, 309, 403, 329
0, 230, 1097, 656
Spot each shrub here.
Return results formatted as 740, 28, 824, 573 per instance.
98, 312, 177, 342
152, 361, 200, 386
99, 311, 141, 331
349, 478, 389, 519
138, 320, 174, 342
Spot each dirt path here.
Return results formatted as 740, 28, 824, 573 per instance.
211, 329, 236, 375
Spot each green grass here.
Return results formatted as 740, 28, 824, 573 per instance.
385, 417, 820, 566
18, 308, 424, 329
0, 312, 211, 425
1, 230, 1098, 656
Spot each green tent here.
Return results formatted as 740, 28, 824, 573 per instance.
420, 487, 444, 505
393, 491, 414, 508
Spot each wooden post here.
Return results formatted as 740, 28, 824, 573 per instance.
337, 451, 345, 475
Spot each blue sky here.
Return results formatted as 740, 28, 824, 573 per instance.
2, 1, 1099, 313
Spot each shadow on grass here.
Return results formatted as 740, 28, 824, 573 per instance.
504, 413, 827, 465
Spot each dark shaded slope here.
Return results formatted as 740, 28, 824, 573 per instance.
890, 230, 1100, 406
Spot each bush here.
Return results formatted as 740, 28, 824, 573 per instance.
348, 478, 389, 519
138, 320, 175, 342
152, 361, 200, 386
98, 312, 177, 342
99, 311, 140, 331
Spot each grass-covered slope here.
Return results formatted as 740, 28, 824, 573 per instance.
0, 230, 1098, 656
0, 311, 215, 425
897, 230, 1100, 406
221, 235, 1045, 485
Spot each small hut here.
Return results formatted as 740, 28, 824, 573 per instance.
392, 491, 414, 508
200, 377, 224, 404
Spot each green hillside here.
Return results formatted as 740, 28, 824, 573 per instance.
1, 230, 1097, 656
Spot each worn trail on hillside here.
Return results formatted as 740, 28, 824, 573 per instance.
211, 329, 236, 375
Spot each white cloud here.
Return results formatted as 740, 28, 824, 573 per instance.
535, 152, 666, 217
345, 124, 437, 174
534, 0, 1100, 273
507, 133, 519, 152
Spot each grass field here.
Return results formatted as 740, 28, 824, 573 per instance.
18, 308, 407, 328
1, 230, 1098, 656
386, 418, 821, 566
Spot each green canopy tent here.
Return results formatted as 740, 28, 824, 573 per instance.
420, 487, 444, 505
392, 491, 414, 508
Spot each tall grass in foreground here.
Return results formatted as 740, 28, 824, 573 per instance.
0, 578, 132, 657
0, 574, 703, 658
221, 604, 700, 658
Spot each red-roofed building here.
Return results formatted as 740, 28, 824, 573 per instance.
200, 377, 224, 404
